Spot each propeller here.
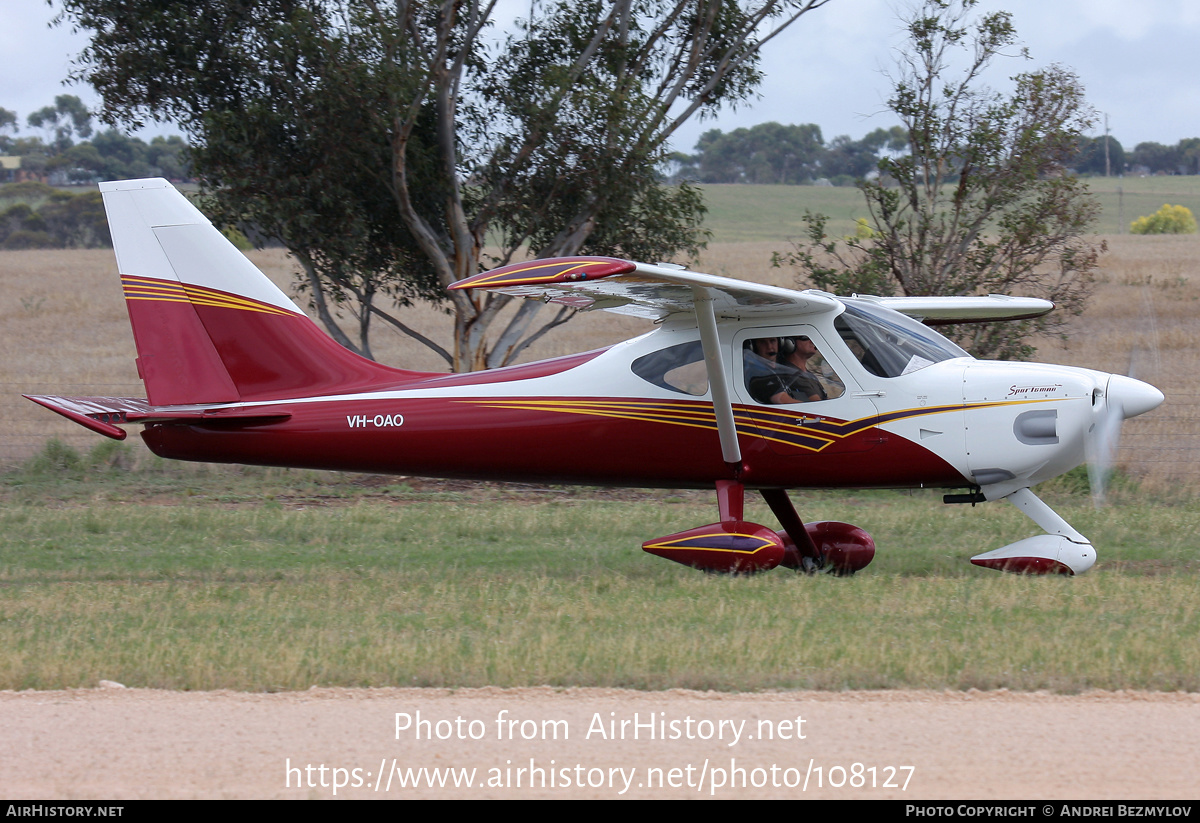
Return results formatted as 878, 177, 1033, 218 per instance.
1086, 373, 1164, 507
1085, 387, 1122, 508
1087, 284, 1164, 508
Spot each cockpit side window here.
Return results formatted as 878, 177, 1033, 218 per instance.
803, 350, 846, 400
631, 340, 708, 396
743, 334, 845, 405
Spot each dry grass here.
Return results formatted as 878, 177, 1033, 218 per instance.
3, 488, 1199, 691
5, 571, 1199, 692
1031, 235, 1200, 491
3, 235, 1198, 489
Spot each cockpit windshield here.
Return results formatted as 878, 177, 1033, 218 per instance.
835, 301, 970, 378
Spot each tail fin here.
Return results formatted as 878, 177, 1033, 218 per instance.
100, 178, 420, 405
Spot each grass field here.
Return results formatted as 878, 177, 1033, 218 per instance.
2, 452, 1199, 693
1, 183, 1198, 694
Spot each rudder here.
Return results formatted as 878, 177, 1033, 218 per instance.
100, 179, 419, 405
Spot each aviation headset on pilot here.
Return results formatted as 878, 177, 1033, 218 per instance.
778, 335, 811, 357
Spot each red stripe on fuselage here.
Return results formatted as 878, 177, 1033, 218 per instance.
139, 395, 966, 489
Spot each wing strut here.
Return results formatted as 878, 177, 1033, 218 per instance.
692, 286, 742, 467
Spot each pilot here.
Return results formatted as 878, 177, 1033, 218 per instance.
777, 335, 827, 402
743, 337, 794, 405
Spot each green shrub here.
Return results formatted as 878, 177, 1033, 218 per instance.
18, 438, 135, 480
1130, 204, 1198, 235
85, 439, 134, 472
22, 438, 83, 474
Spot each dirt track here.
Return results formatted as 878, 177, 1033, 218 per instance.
3, 687, 1197, 799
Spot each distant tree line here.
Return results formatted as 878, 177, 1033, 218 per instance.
0, 182, 110, 249
0, 95, 190, 249
672, 123, 908, 186
1, 95, 190, 185
1121, 138, 1200, 176
675, 122, 1200, 185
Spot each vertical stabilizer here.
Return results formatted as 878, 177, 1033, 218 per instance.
99, 178, 420, 405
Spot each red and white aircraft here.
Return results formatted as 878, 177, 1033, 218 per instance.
28, 178, 1164, 575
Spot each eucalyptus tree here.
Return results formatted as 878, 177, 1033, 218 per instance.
778, 0, 1101, 360
61, 0, 833, 370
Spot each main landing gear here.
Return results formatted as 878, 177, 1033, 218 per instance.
641, 480, 876, 575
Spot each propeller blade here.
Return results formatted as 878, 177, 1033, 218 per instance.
1086, 375, 1165, 508
1086, 401, 1123, 508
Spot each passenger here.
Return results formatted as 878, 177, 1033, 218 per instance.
743, 337, 793, 404
778, 335, 827, 402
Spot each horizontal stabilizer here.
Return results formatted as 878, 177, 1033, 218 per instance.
25, 395, 291, 440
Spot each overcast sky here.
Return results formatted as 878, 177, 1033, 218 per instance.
5, 0, 1199, 154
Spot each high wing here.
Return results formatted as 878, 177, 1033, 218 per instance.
448, 257, 842, 321
449, 257, 1055, 325
848, 294, 1055, 325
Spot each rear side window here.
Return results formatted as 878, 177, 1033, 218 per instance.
631, 341, 708, 396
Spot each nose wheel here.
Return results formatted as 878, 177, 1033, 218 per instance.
970, 487, 1095, 575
